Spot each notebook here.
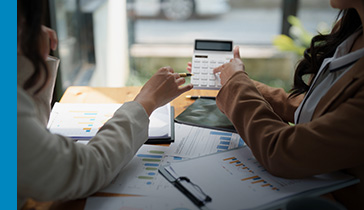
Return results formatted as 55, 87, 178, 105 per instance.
47, 103, 174, 144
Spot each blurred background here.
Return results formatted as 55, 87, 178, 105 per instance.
48, 0, 338, 100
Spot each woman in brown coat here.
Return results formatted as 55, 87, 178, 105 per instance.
211, 0, 364, 209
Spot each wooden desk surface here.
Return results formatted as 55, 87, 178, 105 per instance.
59, 86, 219, 117
24, 86, 218, 210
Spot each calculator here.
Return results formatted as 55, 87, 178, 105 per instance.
191, 39, 233, 89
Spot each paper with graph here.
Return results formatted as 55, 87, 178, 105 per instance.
100, 144, 186, 197
98, 124, 244, 196
47, 103, 172, 141
160, 146, 358, 210
168, 123, 245, 158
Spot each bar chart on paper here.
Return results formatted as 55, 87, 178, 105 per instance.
222, 156, 281, 192
136, 152, 164, 183
47, 103, 173, 141
162, 146, 358, 210
210, 131, 244, 152
217, 148, 312, 198
101, 145, 186, 197
47, 103, 121, 140
170, 123, 245, 158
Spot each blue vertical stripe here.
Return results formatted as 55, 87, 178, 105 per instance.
210, 131, 232, 136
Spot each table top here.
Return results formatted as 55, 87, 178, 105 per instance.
59, 86, 219, 116
23, 86, 218, 210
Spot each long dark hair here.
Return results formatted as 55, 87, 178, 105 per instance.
17, 0, 49, 95
290, 8, 362, 96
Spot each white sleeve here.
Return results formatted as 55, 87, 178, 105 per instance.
17, 88, 149, 204
17, 56, 60, 126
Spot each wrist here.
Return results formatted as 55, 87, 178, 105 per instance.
134, 98, 157, 117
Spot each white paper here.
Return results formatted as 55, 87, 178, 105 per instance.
84, 196, 199, 210
168, 123, 245, 158
148, 103, 171, 138
164, 146, 357, 210
47, 103, 171, 140
99, 125, 245, 197
100, 145, 185, 196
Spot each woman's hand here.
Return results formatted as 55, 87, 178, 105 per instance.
134, 66, 193, 116
213, 46, 245, 86
40, 26, 58, 60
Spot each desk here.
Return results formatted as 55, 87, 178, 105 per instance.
59, 86, 218, 117
23, 86, 218, 210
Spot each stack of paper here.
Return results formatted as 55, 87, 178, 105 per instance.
47, 103, 174, 143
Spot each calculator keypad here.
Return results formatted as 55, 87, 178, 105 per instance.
191, 54, 233, 89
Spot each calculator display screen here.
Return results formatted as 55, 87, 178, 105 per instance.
195, 40, 232, 51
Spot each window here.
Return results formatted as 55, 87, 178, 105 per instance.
128, 0, 337, 90
49, 0, 97, 88
50, 0, 338, 93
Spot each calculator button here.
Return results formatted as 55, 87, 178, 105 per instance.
194, 63, 201, 68
192, 45, 232, 90
200, 81, 208, 86
200, 75, 208, 80
192, 79, 200, 84
201, 68, 209, 74
209, 81, 216, 86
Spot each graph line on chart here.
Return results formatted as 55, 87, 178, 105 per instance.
223, 156, 280, 191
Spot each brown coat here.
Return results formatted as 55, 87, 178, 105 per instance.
216, 57, 364, 209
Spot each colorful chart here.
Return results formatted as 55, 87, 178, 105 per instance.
47, 103, 121, 139
136, 152, 164, 184
222, 156, 280, 191
210, 131, 244, 152
101, 145, 186, 197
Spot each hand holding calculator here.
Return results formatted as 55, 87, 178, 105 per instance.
190, 39, 233, 89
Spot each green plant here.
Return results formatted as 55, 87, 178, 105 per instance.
273, 16, 330, 56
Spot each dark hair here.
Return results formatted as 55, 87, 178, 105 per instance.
290, 8, 361, 97
18, 0, 49, 95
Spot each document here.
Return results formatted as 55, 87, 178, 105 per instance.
100, 125, 243, 196
47, 103, 174, 143
168, 123, 245, 158
100, 145, 185, 197
160, 146, 359, 210
84, 196, 199, 210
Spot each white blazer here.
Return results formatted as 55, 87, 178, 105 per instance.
17, 56, 149, 209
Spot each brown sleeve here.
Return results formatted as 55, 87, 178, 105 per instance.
252, 80, 303, 123
216, 71, 364, 178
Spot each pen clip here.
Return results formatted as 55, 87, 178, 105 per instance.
175, 176, 212, 207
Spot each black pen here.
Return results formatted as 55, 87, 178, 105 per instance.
179, 73, 194, 77
186, 95, 216, 100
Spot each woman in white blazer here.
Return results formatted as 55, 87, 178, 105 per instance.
17, 0, 193, 209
